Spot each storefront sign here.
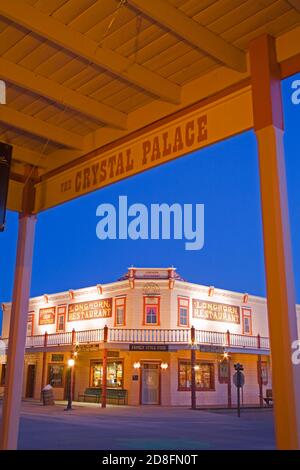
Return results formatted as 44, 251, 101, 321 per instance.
137, 270, 169, 280
192, 299, 240, 324
78, 344, 100, 352
199, 345, 225, 354
129, 344, 169, 351
35, 89, 253, 212
107, 350, 120, 358
39, 307, 56, 325
51, 354, 64, 362
67, 298, 112, 321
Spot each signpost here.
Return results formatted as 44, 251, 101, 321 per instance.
233, 363, 244, 417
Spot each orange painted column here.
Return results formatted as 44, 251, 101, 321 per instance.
101, 325, 108, 408
0, 170, 36, 450
249, 35, 300, 449
190, 326, 196, 410
41, 332, 48, 394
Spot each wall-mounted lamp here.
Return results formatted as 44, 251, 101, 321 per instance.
68, 358, 75, 368
160, 362, 168, 370
133, 361, 141, 369
194, 365, 200, 371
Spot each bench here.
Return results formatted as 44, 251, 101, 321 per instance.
78, 387, 127, 405
263, 389, 273, 406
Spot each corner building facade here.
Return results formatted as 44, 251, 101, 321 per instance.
2, 267, 299, 407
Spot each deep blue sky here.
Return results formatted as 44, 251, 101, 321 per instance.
1, 75, 300, 321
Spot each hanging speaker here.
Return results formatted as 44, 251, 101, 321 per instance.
0, 142, 13, 232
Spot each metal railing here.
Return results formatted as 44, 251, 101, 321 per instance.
0, 327, 270, 351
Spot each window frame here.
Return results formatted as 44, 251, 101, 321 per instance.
56, 305, 66, 333
27, 312, 34, 336
143, 296, 160, 326
47, 363, 65, 388
177, 297, 190, 327
242, 307, 253, 335
114, 296, 126, 327
178, 359, 215, 391
89, 359, 124, 388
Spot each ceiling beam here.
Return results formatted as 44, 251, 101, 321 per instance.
0, 58, 127, 130
286, 0, 300, 13
127, 0, 247, 72
0, 106, 84, 149
8, 144, 48, 168
0, 0, 181, 104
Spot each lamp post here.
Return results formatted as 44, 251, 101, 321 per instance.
64, 358, 75, 411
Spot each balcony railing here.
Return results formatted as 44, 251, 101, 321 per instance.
109, 328, 190, 343
0, 327, 270, 351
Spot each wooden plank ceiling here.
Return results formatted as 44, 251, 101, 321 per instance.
0, 0, 300, 181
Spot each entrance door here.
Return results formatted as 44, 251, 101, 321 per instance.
25, 364, 36, 398
141, 363, 160, 405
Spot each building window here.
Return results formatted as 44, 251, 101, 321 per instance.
48, 363, 64, 388
90, 360, 123, 388
27, 313, 34, 336
143, 296, 160, 325
178, 297, 189, 327
115, 297, 126, 326
242, 307, 252, 335
257, 360, 268, 385
56, 306, 66, 332
178, 360, 215, 391
0, 364, 6, 386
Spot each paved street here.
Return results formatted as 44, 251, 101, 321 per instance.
0, 401, 275, 450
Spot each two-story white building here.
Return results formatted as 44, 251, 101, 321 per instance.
2, 266, 297, 407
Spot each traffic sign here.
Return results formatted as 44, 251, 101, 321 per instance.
233, 371, 245, 388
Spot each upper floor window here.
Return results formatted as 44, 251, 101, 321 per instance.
143, 296, 160, 325
27, 313, 34, 336
178, 297, 189, 327
242, 307, 252, 335
56, 306, 66, 333
115, 297, 126, 326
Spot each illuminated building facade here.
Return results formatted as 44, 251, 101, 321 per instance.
2, 267, 297, 407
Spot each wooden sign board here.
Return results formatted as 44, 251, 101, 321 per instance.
39, 307, 56, 325
129, 344, 169, 351
34, 88, 253, 212
68, 298, 112, 322
193, 299, 240, 324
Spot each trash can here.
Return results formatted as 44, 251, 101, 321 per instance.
41, 384, 55, 406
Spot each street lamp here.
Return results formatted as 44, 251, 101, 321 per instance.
64, 358, 75, 411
